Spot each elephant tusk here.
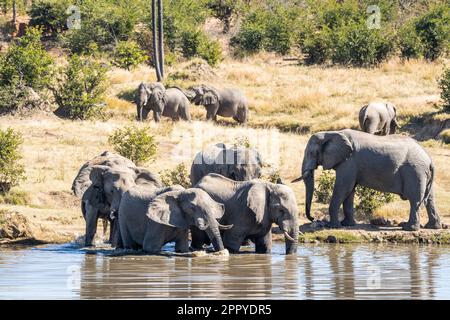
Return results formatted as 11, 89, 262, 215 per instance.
219, 224, 233, 230
291, 176, 304, 183
284, 231, 296, 242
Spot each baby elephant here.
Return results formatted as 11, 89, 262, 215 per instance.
136, 83, 191, 122
118, 186, 232, 253
186, 85, 249, 124
359, 102, 399, 135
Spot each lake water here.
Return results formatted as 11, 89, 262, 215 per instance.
1, 242, 450, 300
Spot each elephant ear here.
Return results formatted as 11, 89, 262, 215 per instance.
146, 191, 188, 229
246, 183, 268, 225
202, 86, 219, 105
321, 132, 353, 170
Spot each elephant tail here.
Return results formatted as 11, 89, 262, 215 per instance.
423, 163, 435, 205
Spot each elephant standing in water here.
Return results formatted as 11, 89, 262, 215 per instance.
195, 174, 299, 254
72, 152, 163, 246
190, 143, 263, 185
292, 129, 442, 231
136, 83, 191, 122
119, 187, 232, 253
359, 102, 399, 135
187, 85, 249, 124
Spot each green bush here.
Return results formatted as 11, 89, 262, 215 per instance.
439, 68, 450, 112
398, 23, 424, 60
160, 163, 191, 188
301, 29, 332, 65
50, 55, 108, 120
0, 128, 26, 194
414, 5, 450, 61
315, 170, 395, 215
112, 41, 148, 70
0, 27, 54, 90
181, 30, 222, 66
108, 125, 158, 165
28, 0, 68, 37
206, 0, 241, 33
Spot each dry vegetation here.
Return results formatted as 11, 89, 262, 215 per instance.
1, 55, 449, 244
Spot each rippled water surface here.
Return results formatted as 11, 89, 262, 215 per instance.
1, 243, 450, 299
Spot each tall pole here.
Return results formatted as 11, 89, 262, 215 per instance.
152, 0, 162, 82
157, 0, 164, 79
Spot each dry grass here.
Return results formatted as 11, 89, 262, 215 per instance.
0, 56, 449, 241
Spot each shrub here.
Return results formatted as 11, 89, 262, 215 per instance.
0, 83, 42, 115
398, 23, 424, 60
206, 0, 241, 33
112, 41, 148, 70
0, 27, 54, 90
315, 170, 395, 215
414, 5, 450, 61
0, 128, 26, 194
28, 0, 68, 37
301, 29, 332, 65
108, 125, 157, 165
50, 55, 108, 120
159, 163, 191, 189
230, 10, 266, 54
439, 68, 450, 112
181, 30, 222, 66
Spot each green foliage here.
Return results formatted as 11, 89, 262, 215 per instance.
28, 0, 68, 37
398, 22, 424, 60
439, 68, 450, 112
112, 41, 148, 70
160, 163, 191, 188
0, 128, 26, 194
414, 5, 450, 61
108, 125, 158, 165
50, 55, 108, 120
315, 170, 395, 215
181, 30, 222, 66
0, 27, 54, 90
206, 0, 241, 32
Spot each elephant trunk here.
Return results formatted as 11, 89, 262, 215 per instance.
304, 171, 315, 222
282, 220, 299, 255
206, 224, 225, 252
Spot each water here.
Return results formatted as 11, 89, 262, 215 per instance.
1, 243, 450, 300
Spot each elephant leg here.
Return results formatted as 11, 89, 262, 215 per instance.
84, 203, 98, 247
175, 230, 190, 253
341, 189, 356, 226
190, 227, 210, 250
424, 188, 442, 229
120, 221, 139, 250
329, 171, 356, 228
179, 104, 191, 122
143, 224, 165, 254
254, 231, 272, 254
223, 231, 245, 254
153, 110, 161, 123
400, 200, 421, 231
205, 104, 219, 122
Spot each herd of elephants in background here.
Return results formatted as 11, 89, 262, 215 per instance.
70, 81, 444, 255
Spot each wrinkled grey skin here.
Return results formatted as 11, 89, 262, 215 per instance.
186, 85, 248, 124
136, 83, 191, 122
190, 143, 263, 185
195, 174, 299, 255
292, 129, 441, 231
359, 102, 399, 135
72, 151, 163, 246
119, 187, 231, 253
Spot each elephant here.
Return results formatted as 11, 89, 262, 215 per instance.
292, 129, 442, 231
136, 82, 191, 122
72, 152, 163, 246
190, 143, 263, 185
359, 102, 399, 135
186, 85, 249, 124
118, 186, 232, 253
194, 174, 299, 255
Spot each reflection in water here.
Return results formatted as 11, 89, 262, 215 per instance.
1, 243, 450, 299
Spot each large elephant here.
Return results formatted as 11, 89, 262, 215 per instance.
190, 143, 263, 185
187, 85, 249, 124
136, 82, 191, 122
292, 129, 442, 231
72, 152, 163, 246
118, 186, 232, 253
359, 102, 399, 135
194, 174, 299, 255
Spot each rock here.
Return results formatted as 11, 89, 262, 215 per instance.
326, 235, 337, 243
0, 210, 33, 240
370, 217, 388, 226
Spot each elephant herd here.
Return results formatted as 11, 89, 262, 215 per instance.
136, 83, 249, 124
72, 99, 443, 256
